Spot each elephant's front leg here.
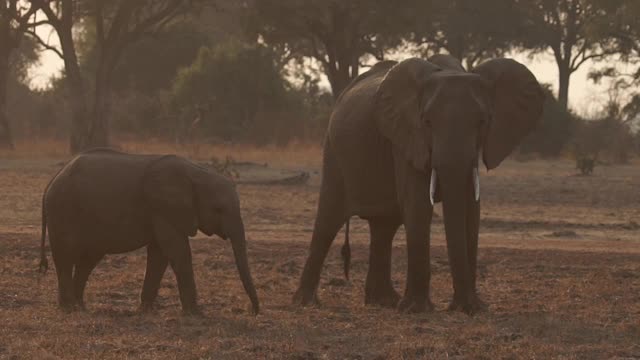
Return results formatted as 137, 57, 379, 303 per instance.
395, 163, 434, 313
151, 217, 199, 314
365, 217, 402, 307
140, 241, 169, 311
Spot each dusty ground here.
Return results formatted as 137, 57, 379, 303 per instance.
1, 147, 639, 359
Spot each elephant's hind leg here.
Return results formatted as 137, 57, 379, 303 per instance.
54, 261, 75, 311
49, 233, 76, 311
73, 253, 103, 309
140, 241, 169, 311
365, 217, 401, 307
293, 149, 346, 306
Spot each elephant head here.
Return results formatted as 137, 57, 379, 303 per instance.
376, 54, 543, 198
142, 156, 260, 314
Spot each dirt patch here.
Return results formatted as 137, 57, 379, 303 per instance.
1, 157, 639, 358
1, 234, 639, 359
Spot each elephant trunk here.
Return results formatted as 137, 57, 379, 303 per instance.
227, 215, 260, 315
438, 166, 473, 303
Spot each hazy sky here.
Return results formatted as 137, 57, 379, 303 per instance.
29, 30, 625, 117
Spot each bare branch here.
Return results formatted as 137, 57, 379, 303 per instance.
24, 29, 64, 59
16, 1, 40, 26
572, 48, 618, 71
128, 0, 184, 40
32, 0, 61, 28
24, 20, 52, 28
569, 41, 590, 70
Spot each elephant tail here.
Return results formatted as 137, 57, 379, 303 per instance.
38, 189, 49, 274
38, 165, 64, 275
341, 218, 351, 280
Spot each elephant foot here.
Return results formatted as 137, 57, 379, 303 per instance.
292, 287, 320, 307
397, 295, 434, 314
59, 305, 74, 313
448, 294, 487, 315
365, 286, 401, 308
58, 299, 78, 313
139, 302, 155, 313
181, 304, 203, 316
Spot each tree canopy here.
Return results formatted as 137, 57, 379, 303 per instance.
2, 0, 639, 157
170, 42, 308, 144
245, 0, 426, 97
412, 0, 523, 69
519, 0, 621, 110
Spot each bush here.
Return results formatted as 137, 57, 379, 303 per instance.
519, 86, 575, 157
170, 42, 315, 145
571, 103, 636, 164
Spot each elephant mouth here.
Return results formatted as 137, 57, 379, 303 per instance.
429, 167, 480, 206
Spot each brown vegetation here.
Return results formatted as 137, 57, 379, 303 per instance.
0, 144, 639, 359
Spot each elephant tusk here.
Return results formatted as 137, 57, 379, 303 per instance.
429, 168, 437, 206
473, 166, 480, 202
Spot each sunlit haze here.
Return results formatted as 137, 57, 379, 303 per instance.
28, 25, 622, 116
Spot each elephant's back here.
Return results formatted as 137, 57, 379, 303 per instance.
328, 61, 396, 136
49, 150, 159, 193
326, 63, 400, 217
45, 151, 161, 252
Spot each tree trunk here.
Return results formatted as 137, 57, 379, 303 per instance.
558, 65, 571, 111
0, 50, 14, 149
58, 26, 90, 154
327, 67, 352, 100
0, 16, 14, 149
87, 64, 111, 148
326, 53, 359, 100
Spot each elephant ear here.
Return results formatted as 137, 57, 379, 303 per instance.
375, 58, 442, 170
143, 156, 198, 237
472, 58, 544, 169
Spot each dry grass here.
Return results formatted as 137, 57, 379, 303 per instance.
0, 138, 323, 169
1, 144, 639, 359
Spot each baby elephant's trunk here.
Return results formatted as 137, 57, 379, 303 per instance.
228, 216, 260, 315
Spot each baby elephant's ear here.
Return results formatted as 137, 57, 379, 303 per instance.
472, 59, 545, 170
375, 58, 441, 170
143, 156, 198, 237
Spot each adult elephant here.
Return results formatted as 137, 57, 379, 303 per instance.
293, 55, 544, 314
39, 148, 259, 315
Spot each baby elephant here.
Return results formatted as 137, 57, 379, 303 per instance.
39, 148, 259, 315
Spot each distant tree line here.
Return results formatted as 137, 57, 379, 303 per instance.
1, 0, 640, 159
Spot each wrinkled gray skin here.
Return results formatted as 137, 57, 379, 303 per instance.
39, 148, 259, 315
293, 55, 544, 314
